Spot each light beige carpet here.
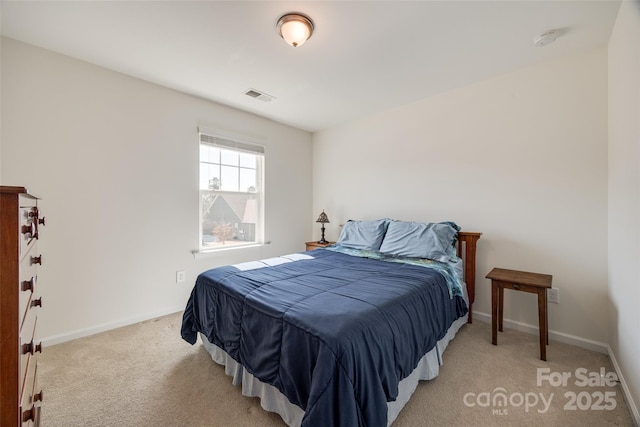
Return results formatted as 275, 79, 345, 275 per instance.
40, 312, 636, 426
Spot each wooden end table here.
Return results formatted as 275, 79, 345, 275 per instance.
305, 241, 335, 251
485, 267, 553, 361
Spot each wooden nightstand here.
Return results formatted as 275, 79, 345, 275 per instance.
486, 267, 553, 361
305, 241, 335, 251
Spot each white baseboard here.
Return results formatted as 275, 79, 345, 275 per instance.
41, 305, 185, 347
473, 310, 639, 426
472, 310, 609, 354
606, 343, 640, 426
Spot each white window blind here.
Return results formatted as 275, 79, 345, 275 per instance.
199, 133, 265, 155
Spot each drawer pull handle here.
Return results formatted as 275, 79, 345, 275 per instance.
31, 255, 42, 265
21, 222, 37, 239
22, 405, 36, 423
21, 340, 43, 355
31, 297, 43, 308
34, 390, 44, 402
512, 284, 521, 290
22, 277, 36, 292
39, 216, 46, 226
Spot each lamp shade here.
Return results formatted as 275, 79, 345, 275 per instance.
316, 210, 329, 224
277, 13, 314, 47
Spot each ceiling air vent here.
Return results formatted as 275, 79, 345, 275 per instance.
244, 88, 275, 102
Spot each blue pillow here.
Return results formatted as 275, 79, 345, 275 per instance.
378, 221, 459, 262
336, 219, 389, 251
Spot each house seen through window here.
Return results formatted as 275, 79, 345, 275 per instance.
199, 131, 264, 250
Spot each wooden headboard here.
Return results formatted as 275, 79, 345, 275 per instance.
456, 231, 482, 323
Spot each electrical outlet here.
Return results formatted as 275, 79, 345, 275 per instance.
176, 270, 186, 283
547, 288, 559, 304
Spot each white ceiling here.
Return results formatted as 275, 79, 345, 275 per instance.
1, 1, 622, 132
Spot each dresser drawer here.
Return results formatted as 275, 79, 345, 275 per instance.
19, 315, 39, 398
19, 256, 38, 330
20, 349, 36, 423
21, 358, 42, 426
19, 205, 38, 262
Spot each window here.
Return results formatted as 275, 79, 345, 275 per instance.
199, 129, 264, 251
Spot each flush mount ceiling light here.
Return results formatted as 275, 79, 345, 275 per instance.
276, 13, 314, 47
533, 30, 558, 47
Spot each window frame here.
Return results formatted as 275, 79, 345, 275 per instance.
196, 127, 265, 253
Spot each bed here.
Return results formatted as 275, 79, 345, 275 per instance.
181, 219, 481, 427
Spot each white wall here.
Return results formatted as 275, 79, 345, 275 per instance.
0, 5, 3, 180
313, 48, 609, 346
608, 0, 640, 422
0, 38, 313, 343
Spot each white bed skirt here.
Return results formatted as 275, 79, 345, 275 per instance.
199, 311, 468, 426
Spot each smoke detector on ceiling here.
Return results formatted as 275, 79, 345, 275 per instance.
533, 30, 558, 47
244, 88, 275, 102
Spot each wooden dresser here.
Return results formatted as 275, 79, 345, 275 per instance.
1, 186, 44, 426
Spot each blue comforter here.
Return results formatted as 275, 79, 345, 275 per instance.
181, 249, 467, 427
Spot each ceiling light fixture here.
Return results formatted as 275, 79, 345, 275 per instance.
276, 13, 314, 48
533, 30, 558, 47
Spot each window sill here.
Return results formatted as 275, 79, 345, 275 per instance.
192, 243, 266, 259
